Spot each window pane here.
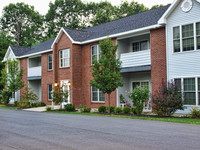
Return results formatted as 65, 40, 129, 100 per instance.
141, 82, 149, 90
140, 41, 148, 50
182, 24, 194, 38
197, 37, 200, 49
184, 78, 195, 91
132, 82, 140, 89
183, 38, 194, 51
99, 91, 105, 102
174, 40, 180, 52
173, 26, 180, 39
49, 63, 52, 70
198, 78, 200, 92
48, 85, 53, 100
133, 42, 140, 52
92, 45, 98, 64
196, 22, 200, 36
175, 79, 181, 91
184, 92, 196, 105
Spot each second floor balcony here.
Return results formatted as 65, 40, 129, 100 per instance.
28, 56, 41, 77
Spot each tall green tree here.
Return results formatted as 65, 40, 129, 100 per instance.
90, 38, 123, 114
0, 2, 43, 47
1, 59, 25, 102
0, 31, 13, 90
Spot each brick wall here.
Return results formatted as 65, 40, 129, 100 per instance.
150, 27, 167, 96
20, 58, 28, 98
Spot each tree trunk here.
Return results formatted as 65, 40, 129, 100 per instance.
108, 93, 111, 114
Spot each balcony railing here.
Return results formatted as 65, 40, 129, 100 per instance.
120, 49, 151, 68
28, 66, 41, 77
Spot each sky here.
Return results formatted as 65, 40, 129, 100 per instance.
0, 0, 174, 17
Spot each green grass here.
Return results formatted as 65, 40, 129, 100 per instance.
47, 111, 200, 125
0, 104, 18, 110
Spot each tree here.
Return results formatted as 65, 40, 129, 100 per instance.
90, 38, 123, 114
1, 59, 25, 102
21, 85, 39, 104
52, 86, 69, 109
0, 31, 13, 90
0, 2, 43, 47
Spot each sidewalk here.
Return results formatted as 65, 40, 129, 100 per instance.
23, 105, 60, 112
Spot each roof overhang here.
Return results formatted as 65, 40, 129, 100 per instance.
158, 0, 200, 24
2, 46, 18, 63
19, 49, 52, 59
121, 65, 151, 73
51, 24, 162, 48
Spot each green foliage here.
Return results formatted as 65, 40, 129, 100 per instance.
115, 107, 122, 114
91, 38, 123, 113
107, 106, 115, 113
21, 85, 38, 104
79, 104, 83, 113
0, 2, 43, 47
83, 105, 91, 113
131, 107, 137, 115
128, 87, 149, 115
152, 82, 184, 116
52, 86, 69, 108
119, 94, 125, 103
123, 107, 131, 114
1, 89, 12, 104
191, 107, 200, 118
98, 105, 107, 113
31, 102, 46, 107
46, 106, 52, 111
17, 101, 30, 109
64, 104, 76, 112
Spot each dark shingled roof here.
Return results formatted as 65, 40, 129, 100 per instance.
64, 5, 170, 42
10, 5, 170, 57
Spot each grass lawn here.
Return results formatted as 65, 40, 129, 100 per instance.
48, 111, 200, 125
0, 104, 18, 110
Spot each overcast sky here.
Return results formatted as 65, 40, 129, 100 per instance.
0, 0, 174, 17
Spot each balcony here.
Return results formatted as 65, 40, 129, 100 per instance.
120, 49, 151, 68
28, 56, 41, 78
28, 66, 41, 77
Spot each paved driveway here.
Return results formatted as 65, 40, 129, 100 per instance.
0, 109, 200, 150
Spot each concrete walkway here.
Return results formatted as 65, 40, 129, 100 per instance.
23, 105, 60, 112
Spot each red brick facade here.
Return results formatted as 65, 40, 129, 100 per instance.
150, 27, 167, 96
20, 58, 28, 98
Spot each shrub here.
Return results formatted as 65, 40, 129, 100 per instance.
107, 106, 115, 113
2, 89, 12, 104
128, 87, 149, 115
83, 105, 91, 113
131, 107, 137, 115
46, 106, 52, 111
191, 107, 200, 118
64, 104, 76, 112
115, 107, 122, 114
14, 101, 18, 106
98, 105, 106, 113
123, 107, 130, 114
152, 81, 184, 116
79, 104, 83, 113
17, 101, 30, 109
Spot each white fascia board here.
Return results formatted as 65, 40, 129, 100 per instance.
19, 49, 52, 59
2, 46, 16, 62
158, 0, 180, 24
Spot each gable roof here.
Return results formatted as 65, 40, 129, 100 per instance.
159, 0, 200, 24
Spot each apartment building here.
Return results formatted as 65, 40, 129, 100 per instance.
3, 0, 200, 113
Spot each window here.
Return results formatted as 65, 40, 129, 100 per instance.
91, 86, 105, 102
182, 24, 194, 51
91, 45, 101, 64
197, 22, 200, 49
175, 78, 181, 91
48, 54, 53, 70
198, 78, 200, 105
48, 84, 53, 100
132, 40, 149, 52
132, 81, 149, 90
184, 78, 196, 105
59, 49, 70, 68
173, 26, 180, 52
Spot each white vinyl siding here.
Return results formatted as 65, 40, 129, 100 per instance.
59, 49, 70, 68
48, 84, 53, 100
91, 86, 105, 102
91, 45, 100, 64
48, 54, 53, 70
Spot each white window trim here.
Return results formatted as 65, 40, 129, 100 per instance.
131, 39, 150, 52
172, 22, 200, 53
60, 80, 70, 104
91, 86, 105, 102
48, 84, 53, 101
48, 54, 53, 71
59, 49, 70, 68
91, 45, 100, 65
130, 80, 150, 92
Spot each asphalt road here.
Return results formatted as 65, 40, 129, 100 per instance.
0, 109, 200, 150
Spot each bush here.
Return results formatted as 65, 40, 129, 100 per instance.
128, 87, 149, 115
31, 102, 46, 107
46, 106, 52, 111
2, 89, 12, 104
98, 105, 106, 113
79, 104, 83, 113
115, 107, 122, 114
123, 107, 130, 114
152, 82, 184, 116
14, 101, 18, 106
107, 106, 115, 113
191, 107, 200, 118
64, 104, 76, 112
83, 105, 91, 113
17, 101, 30, 109
131, 107, 137, 115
